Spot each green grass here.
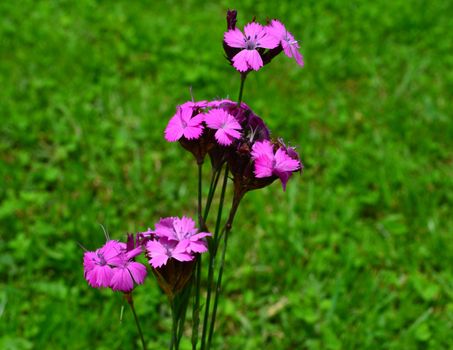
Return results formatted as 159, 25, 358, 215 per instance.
1, 0, 452, 349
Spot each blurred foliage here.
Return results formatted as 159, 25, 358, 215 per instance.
0, 0, 452, 349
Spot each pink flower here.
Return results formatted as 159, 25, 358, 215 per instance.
267, 20, 304, 66
204, 108, 242, 146
145, 216, 211, 268
83, 239, 147, 292
164, 105, 205, 142
83, 240, 124, 288
154, 216, 211, 254
224, 22, 279, 72
146, 238, 193, 268
251, 140, 301, 191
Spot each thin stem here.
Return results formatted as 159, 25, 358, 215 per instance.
206, 230, 229, 349
126, 293, 147, 350
176, 283, 192, 348
207, 195, 243, 349
191, 256, 202, 350
213, 166, 229, 246
200, 166, 229, 350
203, 165, 222, 223
197, 162, 203, 229
171, 302, 178, 350
237, 73, 247, 106
194, 165, 221, 349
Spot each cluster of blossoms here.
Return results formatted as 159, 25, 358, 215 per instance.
164, 11, 304, 194
83, 217, 211, 293
165, 98, 302, 192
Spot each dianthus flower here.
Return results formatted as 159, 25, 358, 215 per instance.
224, 22, 279, 72
207, 99, 270, 142
165, 105, 205, 142
204, 108, 242, 146
83, 239, 147, 292
145, 216, 211, 268
267, 20, 304, 66
251, 140, 301, 190
154, 216, 211, 254
83, 240, 121, 288
146, 238, 193, 268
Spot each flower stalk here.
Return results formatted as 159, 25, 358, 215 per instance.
125, 293, 147, 350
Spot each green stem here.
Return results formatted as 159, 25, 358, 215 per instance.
126, 293, 147, 350
207, 195, 242, 349
194, 165, 221, 349
200, 166, 229, 350
191, 256, 202, 350
176, 283, 192, 348
197, 162, 203, 229
170, 302, 178, 350
203, 165, 222, 223
237, 73, 247, 106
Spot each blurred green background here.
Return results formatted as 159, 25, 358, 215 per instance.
1, 0, 452, 349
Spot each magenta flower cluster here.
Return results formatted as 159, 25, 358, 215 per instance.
83, 216, 211, 293
163, 11, 304, 193
165, 98, 302, 191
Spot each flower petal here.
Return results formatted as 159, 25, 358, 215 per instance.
110, 267, 134, 292
253, 155, 274, 178
224, 28, 246, 48
243, 22, 264, 39
215, 129, 235, 145
150, 254, 169, 268
232, 50, 252, 72
127, 262, 147, 285
244, 49, 263, 71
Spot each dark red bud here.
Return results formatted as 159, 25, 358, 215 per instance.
226, 9, 237, 30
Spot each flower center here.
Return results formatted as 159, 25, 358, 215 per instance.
244, 34, 259, 50
179, 115, 188, 128
272, 158, 277, 169
285, 35, 298, 46
97, 253, 107, 266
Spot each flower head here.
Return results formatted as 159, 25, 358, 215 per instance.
83, 239, 147, 292
145, 216, 211, 268
153, 216, 211, 254
267, 20, 304, 66
251, 140, 301, 190
83, 240, 123, 288
146, 238, 193, 268
165, 105, 204, 142
224, 22, 279, 72
204, 108, 242, 146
